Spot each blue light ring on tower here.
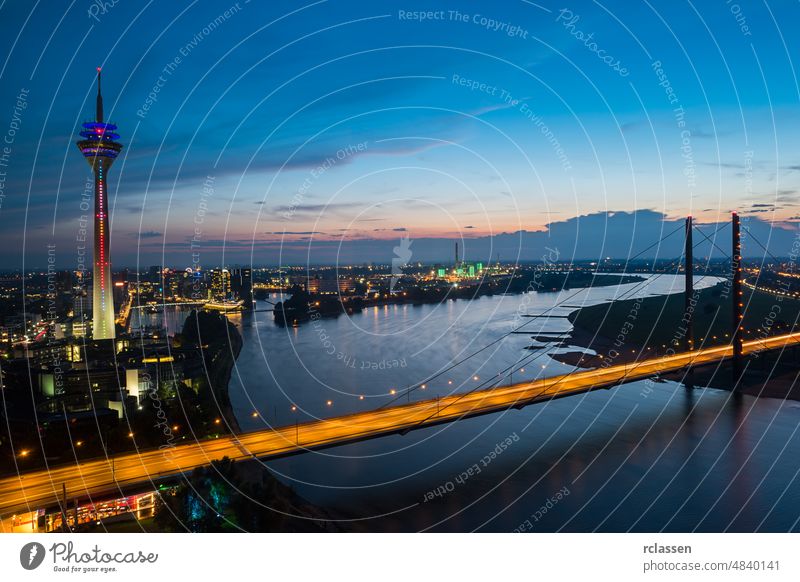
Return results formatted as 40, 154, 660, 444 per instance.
78, 119, 122, 162
82, 121, 118, 131
79, 132, 121, 141
79, 146, 121, 159
80, 122, 120, 141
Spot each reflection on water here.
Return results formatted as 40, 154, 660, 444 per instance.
133, 276, 800, 531
226, 275, 722, 428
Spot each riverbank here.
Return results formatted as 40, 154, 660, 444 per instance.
182, 310, 243, 433
556, 281, 800, 400
275, 272, 645, 326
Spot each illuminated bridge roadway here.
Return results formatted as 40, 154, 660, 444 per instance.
2, 332, 800, 519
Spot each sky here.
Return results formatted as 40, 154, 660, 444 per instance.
0, 0, 798, 268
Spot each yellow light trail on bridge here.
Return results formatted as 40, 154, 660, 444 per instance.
2, 331, 799, 521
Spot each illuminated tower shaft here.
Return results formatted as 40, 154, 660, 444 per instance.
90, 153, 114, 339
76, 69, 122, 340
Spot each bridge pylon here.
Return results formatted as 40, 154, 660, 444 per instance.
732, 211, 744, 384
685, 216, 694, 352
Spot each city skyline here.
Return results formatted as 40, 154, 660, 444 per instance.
0, 208, 795, 270
0, 1, 798, 268
5, 0, 800, 551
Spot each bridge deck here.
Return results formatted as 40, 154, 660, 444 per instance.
2, 332, 799, 518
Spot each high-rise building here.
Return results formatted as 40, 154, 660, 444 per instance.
112, 268, 128, 306
72, 293, 91, 319
165, 270, 182, 300
231, 267, 253, 308
210, 268, 231, 300
76, 69, 122, 341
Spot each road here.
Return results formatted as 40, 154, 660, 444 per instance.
2, 331, 799, 522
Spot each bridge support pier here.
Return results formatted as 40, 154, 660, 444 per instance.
732, 212, 744, 386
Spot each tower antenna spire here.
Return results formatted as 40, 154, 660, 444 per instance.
96, 67, 104, 123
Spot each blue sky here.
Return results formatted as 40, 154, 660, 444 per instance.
0, 0, 798, 267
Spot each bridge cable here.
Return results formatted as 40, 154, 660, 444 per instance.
406, 235, 734, 427
491, 223, 746, 408
383, 268, 675, 411
459, 224, 725, 400
378, 223, 687, 410
411, 262, 695, 430
691, 222, 731, 260
375, 285, 589, 411
740, 224, 783, 266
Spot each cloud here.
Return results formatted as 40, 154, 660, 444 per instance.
266, 231, 324, 235
468, 97, 532, 117
111, 209, 800, 266
777, 189, 799, 203
691, 128, 727, 139
708, 161, 745, 169
272, 202, 364, 216
134, 231, 163, 239
464, 225, 476, 229
620, 121, 641, 133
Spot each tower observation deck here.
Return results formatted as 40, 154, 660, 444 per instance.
76, 68, 122, 340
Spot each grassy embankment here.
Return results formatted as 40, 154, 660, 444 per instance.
560, 282, 800, 396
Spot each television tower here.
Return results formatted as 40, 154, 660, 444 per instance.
76, 68, 122, 340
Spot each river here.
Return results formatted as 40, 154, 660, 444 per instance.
133, 275, 800, 531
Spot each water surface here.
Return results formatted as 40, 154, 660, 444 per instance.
135, 275, 800, 531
